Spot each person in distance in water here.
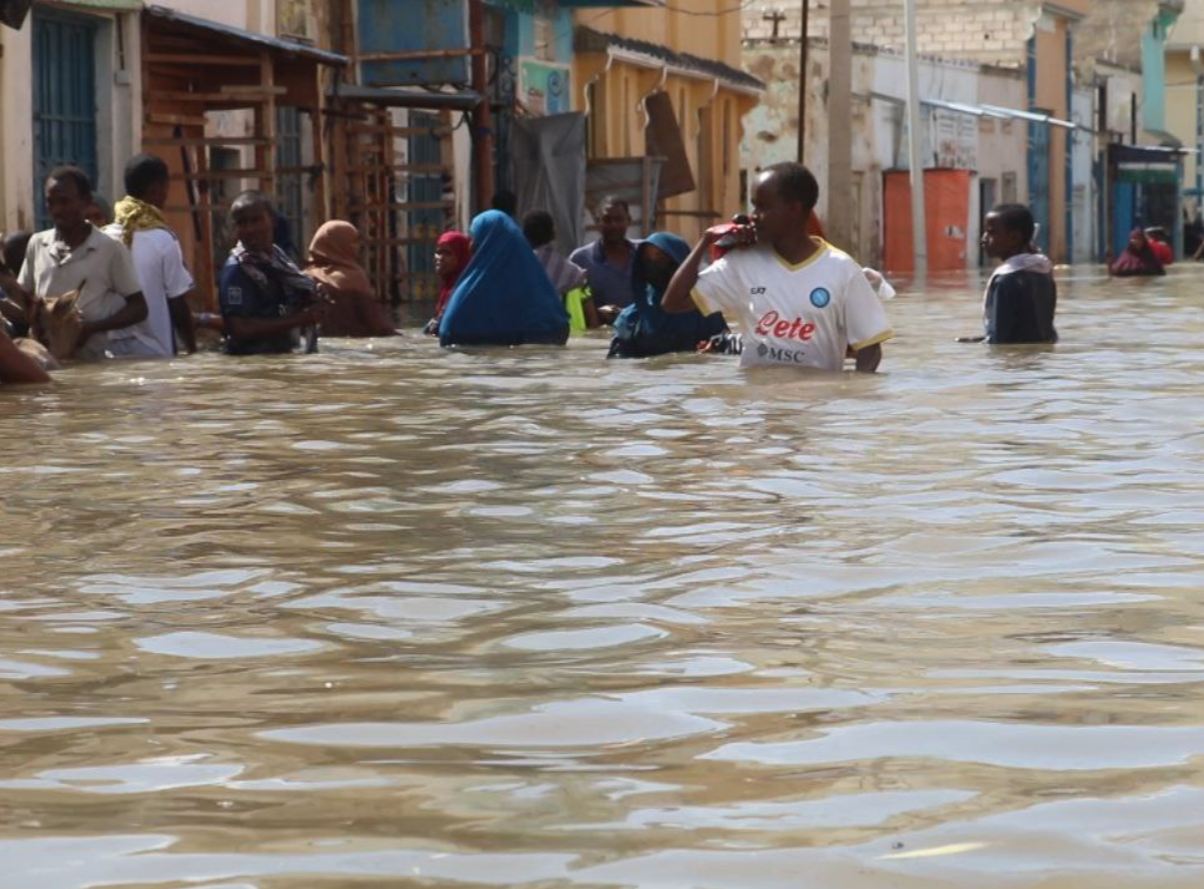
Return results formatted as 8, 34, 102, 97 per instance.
963, 204, 1057, 345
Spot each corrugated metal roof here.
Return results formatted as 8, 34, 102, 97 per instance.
330, 84, 481, 111
44, 0, 141, 9
559, 0, 663, 7
575, 26, 764, 93
4, 0, 142, 29
144, 5, 348, 66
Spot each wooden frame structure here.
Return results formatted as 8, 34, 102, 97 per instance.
329, 98, 459, 304
140, 5, 347, 309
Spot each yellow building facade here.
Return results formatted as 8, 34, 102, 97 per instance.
1167, 5, 1204, 212
574, 1, 762, 242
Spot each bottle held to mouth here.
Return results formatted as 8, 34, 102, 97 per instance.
708, 215, 754, 260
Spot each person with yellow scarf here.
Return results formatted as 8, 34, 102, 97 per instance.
102, 154, 197, 356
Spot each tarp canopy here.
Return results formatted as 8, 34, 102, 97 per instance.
509, 113, 587, 257
585, 157, 664, 237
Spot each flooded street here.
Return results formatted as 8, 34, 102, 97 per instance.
6, 266, 1204, 888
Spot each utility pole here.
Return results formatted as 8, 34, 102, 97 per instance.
826, 0, 852, 248
467, 0, 495, 212
904, 0, 928, 275
797, 0, 809, 163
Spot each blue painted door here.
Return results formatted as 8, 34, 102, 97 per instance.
1028, 119, 1051, 253
32, 11, 99, 229
1111, 181, 1136, 259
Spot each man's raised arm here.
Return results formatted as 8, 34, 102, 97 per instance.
662, 231, 721, 314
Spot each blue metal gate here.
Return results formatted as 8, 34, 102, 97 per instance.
32, 11, 99, 229
406, 111, 445, 303
1027, 118, 1051, 253
276, 106, 306, 262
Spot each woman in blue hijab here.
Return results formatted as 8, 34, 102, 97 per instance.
439, 210, 570, 347
608, 231, 728, 358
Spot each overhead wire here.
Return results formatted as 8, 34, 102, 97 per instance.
580, 0, 757, 27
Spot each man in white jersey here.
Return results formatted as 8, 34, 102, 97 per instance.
663, 162, 892, 372
104, 154, 197, 357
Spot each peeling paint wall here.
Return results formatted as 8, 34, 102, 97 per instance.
0, 0, 285, 232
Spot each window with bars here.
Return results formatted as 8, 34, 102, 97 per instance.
32, 11, 99, 230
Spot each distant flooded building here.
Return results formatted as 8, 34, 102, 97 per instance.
742, 0, 1092, 266
742, 39, 1032, 271
574, 1, 763, 243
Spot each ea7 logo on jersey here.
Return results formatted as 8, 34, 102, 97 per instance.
750, 287, 767, 295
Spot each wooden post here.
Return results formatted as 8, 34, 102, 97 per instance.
826, 0, 852, 250
468, 0, 494, 212
380, 107, 395, 300
257, 51, 277, 198
332, 102, 348, 221
310, 100, 327, 236
797, 0, 809, 164
904, 0, 928, 275
440, 108, 456, 231
140, 15, 152, 145
193, 141, 217, 311
341, 0, 358, 78
641, 155, 653, 235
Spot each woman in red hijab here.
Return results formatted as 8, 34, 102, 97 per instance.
1109, 228, 1166, 277
306, 221, 398, 337
427, 231, 471, 335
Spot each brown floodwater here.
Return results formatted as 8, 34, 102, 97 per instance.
4, 266, 1204, 888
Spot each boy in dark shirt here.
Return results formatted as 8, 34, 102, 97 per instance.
219, 191, 325, 355
967, 204, 1058, 345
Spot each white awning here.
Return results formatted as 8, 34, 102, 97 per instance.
868, 92, 1091, 133
979, 103, 1080, 131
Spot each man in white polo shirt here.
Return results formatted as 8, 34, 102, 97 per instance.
662, 162, 892, 373
0, 166, 150, 361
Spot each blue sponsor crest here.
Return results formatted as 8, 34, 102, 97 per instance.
809, 287, 831, 309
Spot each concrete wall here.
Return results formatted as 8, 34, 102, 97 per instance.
582, 0, 744, 70
1165, 0, 1204, 204
976, 67, 1029, 208
742, 40, 1029, 266
1098, 63, 1145, 141
1073, 0, 1167, 74
1166, 51, 1203, 210
0, 7, 141, 234
0, 0, 279, 233
742, 0, 1091, 66
1072, 86, 1097, 263
0, 23, 34, 231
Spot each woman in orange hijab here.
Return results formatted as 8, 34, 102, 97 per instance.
305, 221, 398, 337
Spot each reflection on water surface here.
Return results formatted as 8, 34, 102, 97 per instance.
4, 268, 1204, 888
